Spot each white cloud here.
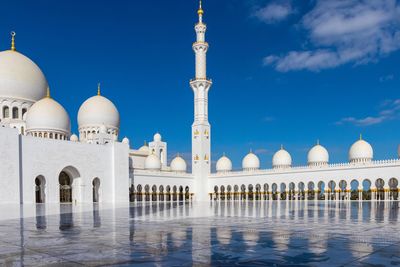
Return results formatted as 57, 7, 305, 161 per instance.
336, 99, 400, 126
264, 0, 400, 72
254, 2, 293, 24
379, 74, 394, 82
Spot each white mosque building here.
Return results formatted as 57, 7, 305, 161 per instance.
0, 3, 399, 205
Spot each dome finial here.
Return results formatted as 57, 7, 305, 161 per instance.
10, 31, 16, 51
223, 152, 226, 156
281, 144, 284, 150
360, 133, 362, 140
317, 139, 320, 145
46, 87, 51, 98
97, 83, 101, 96
198, 0, 204, 19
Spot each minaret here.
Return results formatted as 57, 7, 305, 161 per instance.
190, 0, 212, 201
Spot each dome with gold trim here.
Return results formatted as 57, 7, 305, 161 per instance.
0, 32, 47, 102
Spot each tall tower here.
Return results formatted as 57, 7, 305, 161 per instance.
191, 0, 212, 201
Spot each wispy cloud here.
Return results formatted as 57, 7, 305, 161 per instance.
336, 99, 400, 126
264, 0, 400, 72
254, 148, 271, 155
253, 1, 293, 24
263, 116, 275, 122
379, 74, 394, 82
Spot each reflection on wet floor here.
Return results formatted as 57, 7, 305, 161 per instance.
0, 201, 399, 266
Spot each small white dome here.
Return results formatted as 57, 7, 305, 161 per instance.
70, 134, 78, 142
170, 156, 187, 173
0, 50, 47, 102
139, 143, 149, 153
99, 124, 107, 134
272, 147, 292, 169
122, 137, 129, 145
145, 154, 161, 171
308, 143, 329, 166
349, 138, 373, 163
154, 132, 162, 142
242, 152, 260, 170
216, 155, 232, 173
26, 96, 70, 135
78, 94, 120, 130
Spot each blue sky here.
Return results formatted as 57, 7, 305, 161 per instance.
1, 0, 400, 169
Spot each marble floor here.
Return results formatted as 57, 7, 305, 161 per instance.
0, 201, 399, 266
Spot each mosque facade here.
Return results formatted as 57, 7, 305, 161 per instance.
0, 3, 399, 205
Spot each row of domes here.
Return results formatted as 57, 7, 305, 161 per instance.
216, 139, 374, 172
144, 153, 188, 172
0, 34, 120, 136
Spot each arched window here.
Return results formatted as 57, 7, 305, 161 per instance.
12, 107, 18, 119
3, 106, 9, 118
22, 108, 27, 118
21, 127, 24, 135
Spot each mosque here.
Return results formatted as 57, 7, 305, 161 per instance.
0, 2, 399, 205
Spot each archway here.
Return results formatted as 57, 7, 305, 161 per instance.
272, 183, 277, 200
288, 182, 295, 200
159, 185, 164, 201
220, 185, 225, 201
339, 180, 347, 200
152, 185, 157, 201
318, 181, 325, 200
173, 186, 178, 201
389, 178, 399, 200
280, 183, 287, 200
137, 184, 143, 202
240, 184, 246, 200
92, 178, 100, 203
375, 179, 385, 200
307, 182, 315, 200
166, 185, 171, 201
350, 180, 360, 200
59, 166, 80, 203
59, 172, 72, 203
263, 183, 269, 200
185, 186, 190, 200
234, 185, 239, 200
179, 186, 184, 201
328, 180, 336, 200
144, 185, 150, 201
214, 185, 219, 201
255, 184, 261, 200
298, 182, 305, 200
362, 179, 372, 200
227, 185, 232, 200
35, 175, 46, 203
248, 184, 254, 201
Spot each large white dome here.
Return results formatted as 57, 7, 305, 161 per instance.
242, 152, 260, 170
145, 154, 161, 170
0, 50, 47, 102
349, 138, 373, 163
26, 96, 70, 136
308, 143, 329, 166
216, 155, 232, 173
272, 147, 292, 169
78, 94, 120, 130
170, 156, 187, 173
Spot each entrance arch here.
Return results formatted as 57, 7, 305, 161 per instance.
35, 175, 46, 203
59, 166, 81, 203
92, 178, 100, 203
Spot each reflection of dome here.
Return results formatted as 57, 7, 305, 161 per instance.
216, 155, 232, 173
242, 230, 259, 247
272, 146, 292, 169
70, 134, 78, 142
26, 93, 70, 139
242, 152, 260, 171
170, 155, 187, 172
145, 154, 161, 170
77, 86, 120, 133
349, 136, 373, 163
0, 38, 47, 102
308, 142, 329, 167
216, 228, 232, 245
154, 132, 162, 142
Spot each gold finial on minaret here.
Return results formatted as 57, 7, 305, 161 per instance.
198, 0, 204, 16
10, 31, 16, 51
46, 87, 51, 98
97, 83, 101, 96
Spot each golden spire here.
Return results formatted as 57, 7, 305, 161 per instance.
10, 31, 16, 51
360, 133, 363, 140
198, 0, 204, 16
46, 87, 51, 98
317, 139, 320, 145
97, 83, 101, 96
281, 144, 284, 150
